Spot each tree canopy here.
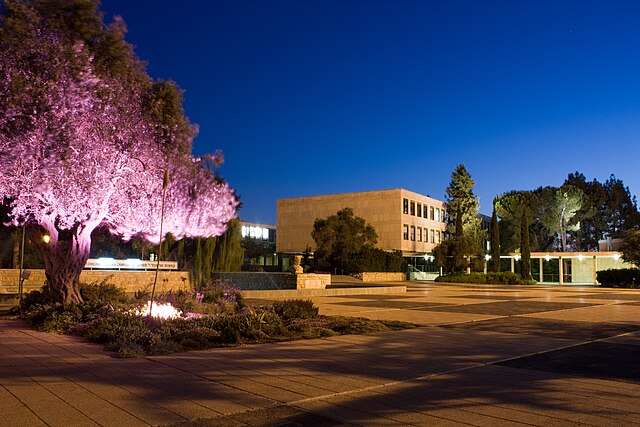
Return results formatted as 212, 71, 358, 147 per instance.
564, 172, 640, 250
0, 0, 238, 303
620, 230, 640, 267
311, 207, 378, 272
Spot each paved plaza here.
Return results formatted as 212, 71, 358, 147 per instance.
1, 283, 640, 426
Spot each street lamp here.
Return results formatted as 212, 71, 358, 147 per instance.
150, 168, 169, 317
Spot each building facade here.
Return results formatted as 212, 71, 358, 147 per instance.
240, 222, 278, 271
276, 189, 447, 257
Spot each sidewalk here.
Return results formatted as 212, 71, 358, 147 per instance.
2, 283, 640, 426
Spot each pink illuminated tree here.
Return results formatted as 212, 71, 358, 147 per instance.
0, 0, 238, 304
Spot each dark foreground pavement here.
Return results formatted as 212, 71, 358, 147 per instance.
2, 283, 640, 426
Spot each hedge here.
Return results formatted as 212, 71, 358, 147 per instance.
596, 268, 640, 288
435, 272, 536, 285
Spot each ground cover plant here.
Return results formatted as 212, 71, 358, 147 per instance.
435, 272, 537, 285
15, 281, 415, 358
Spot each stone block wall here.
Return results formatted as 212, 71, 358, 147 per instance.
0, 269, 191, 294
1, 269, 332, 294
295, 273, 330, 289
353, 272, 405, 282
210, 272, 297, 290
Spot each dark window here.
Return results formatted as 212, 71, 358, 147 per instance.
403, 224, 409, 240
417, 203, 422, 217
410, 226, 416, 241
403, 199, 409, 214
410, 201, 416, 216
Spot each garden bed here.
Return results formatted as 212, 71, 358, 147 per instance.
14, 281, 416, 358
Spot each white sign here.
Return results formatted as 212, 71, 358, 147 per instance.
85, 258, 178, 270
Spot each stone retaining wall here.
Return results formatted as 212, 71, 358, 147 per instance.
210, 272, 297, 290
353, 272, 405, 282
210, 272, 330, 290
294, 273, 331, 289
0, 269, 191, 294
1, 269, 331, 294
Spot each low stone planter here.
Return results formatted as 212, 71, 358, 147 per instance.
353, 272, 405, 282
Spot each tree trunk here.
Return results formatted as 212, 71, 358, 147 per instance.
29, 225, 93, 305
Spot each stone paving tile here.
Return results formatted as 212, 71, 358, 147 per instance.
294, 399, 407, 426
418, 300, 597, 315
363, 368, 640, 426
498, 341, 640, 383
440, 316, 640, 340
445, 294, 535, 300
0, 385, 48, 427
449, 365, 640, 413
566, 293, 640, 301
2, 381, 100, 427
329, 300, 451, 309
328, 294, 417, 300
522, 303, 640, 323
317, 305, 501, 325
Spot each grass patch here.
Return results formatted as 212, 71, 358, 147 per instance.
15, 281, 416, 358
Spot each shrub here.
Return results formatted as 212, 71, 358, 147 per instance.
342, 248, 406, 273
435, 272, 536, 285
80, 280, 129, 305
212, 307, 284, 343
597, 268, 640, 288
273, 299, 319, 321
155, 289, 196, 313
170, 327, 221, 350
19, 283, 56, 312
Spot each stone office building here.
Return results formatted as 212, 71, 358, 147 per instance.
276, 189, 448, 268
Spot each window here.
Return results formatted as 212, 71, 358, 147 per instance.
410, 201, 416, 216
430, 229, 435, 243
410, 225, 416, 241
435, 208, 440, 222
442, 210, 447, 222
430, 206, 435, 220
418, 227, 422, 242
403, 198, 409, 214
417, 203, 422, 217
436, 230, 441, 244
403, 224, 409, 240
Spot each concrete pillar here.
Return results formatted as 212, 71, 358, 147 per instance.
539, 258, 544, 282
510, 257, 515, 273
593, 256, 597, 284
559, 256, 563, 285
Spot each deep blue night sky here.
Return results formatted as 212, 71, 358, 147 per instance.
101, 0, 640, 224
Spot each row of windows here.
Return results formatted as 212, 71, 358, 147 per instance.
402, 198, 445, 222
403, 225, 441, 244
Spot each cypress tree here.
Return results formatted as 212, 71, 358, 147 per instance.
520, 208, 532, 280
490, 202, 500, 272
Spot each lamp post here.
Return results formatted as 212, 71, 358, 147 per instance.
18, 226, 26, 301
149, 168, 169, 317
